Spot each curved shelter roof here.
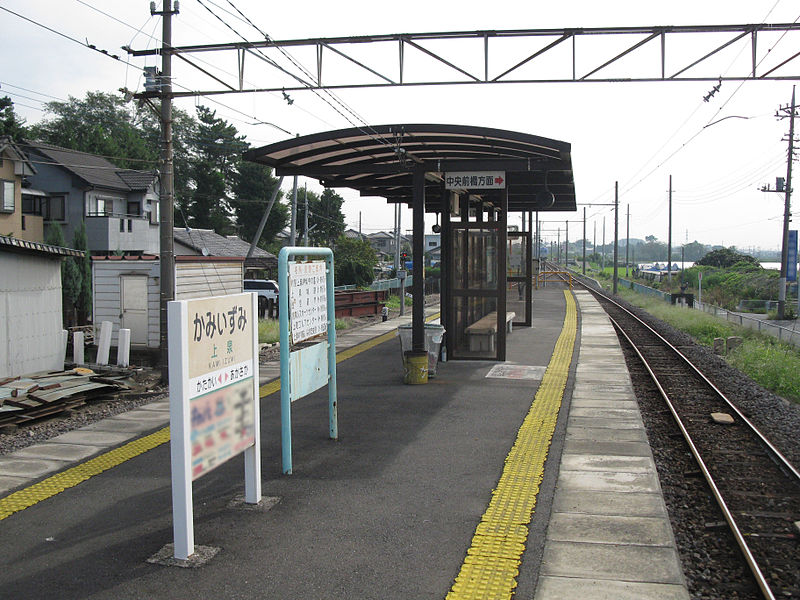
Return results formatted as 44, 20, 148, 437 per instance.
244, 124, 575, 213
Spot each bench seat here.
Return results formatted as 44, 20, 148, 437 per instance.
464, 311, 516, 352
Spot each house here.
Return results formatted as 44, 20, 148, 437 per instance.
23, 141, 160, 255
343, 228, 366, 241
367, 231, 411, 259
0, 137, 41, 242
173, 227, 277, 277
93, 253, 246, 349
0, 234, 83, 378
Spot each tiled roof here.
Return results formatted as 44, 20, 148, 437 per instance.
174, 228, 276, 260
25, 141, 157, 192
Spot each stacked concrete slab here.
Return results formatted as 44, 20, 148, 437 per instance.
535, 290, 690, 599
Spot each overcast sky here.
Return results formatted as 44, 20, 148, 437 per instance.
1, 1, 799, 252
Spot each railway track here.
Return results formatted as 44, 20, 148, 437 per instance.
553, 266, 800, 599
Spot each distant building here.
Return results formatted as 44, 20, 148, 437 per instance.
0, 137, 41, 242
24, 141, 160, 255
173, 227, 277, 276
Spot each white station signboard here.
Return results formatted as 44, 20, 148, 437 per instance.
289, 260, 328, 343
444, 171, 506, 190
168, 292, 261, 560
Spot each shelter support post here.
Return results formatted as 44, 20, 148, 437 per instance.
412, 169, 426, 353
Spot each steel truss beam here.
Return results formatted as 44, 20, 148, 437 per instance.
129, 23, 800, 99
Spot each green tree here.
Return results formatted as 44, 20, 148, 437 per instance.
309, 188, 346, 248
230, 161, 288, 246
0, 97, 27, 139
72, 222, 92, 325
696, 247, 759, 268
29, 92, 157, 170
185, 106, 248, 233
683, 240, 708, 262
334, 236, 377, 286
134, 102, 196, 216
46, 223, 81, 327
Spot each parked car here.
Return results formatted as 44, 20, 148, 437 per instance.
244, 279, 279, 316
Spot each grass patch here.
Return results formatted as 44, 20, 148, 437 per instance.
385, 294, 412, 309
616, 288, 735, 344
728, 339, 800, 402
258, 317, 354, 344
616, 287, 800, 403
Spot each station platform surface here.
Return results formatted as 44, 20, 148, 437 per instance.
0, 286, 689, 599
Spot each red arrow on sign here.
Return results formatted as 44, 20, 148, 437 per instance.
495, 176, 504, 185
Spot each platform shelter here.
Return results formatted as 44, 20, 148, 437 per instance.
244, 124, 575, 363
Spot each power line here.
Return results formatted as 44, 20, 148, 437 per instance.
619, 8, 800, 200
0, 5, 138, 68
0, 81, 66, 102
192, 0, 394, 151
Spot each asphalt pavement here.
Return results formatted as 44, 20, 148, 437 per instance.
0, 290, 569, 599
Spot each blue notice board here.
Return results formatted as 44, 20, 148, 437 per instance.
789, 230, 797, 282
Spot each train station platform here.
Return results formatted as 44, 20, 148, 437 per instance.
0, 286, 689, 599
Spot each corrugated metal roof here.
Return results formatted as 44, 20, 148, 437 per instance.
244, 124, 575, 213
0, 234, 84, 258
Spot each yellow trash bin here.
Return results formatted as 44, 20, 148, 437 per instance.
403, 350, 429, 385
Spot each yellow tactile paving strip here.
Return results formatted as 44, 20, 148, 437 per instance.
446, 290, 577, 600
0, 312, 440, 522
0, 427, 171, 521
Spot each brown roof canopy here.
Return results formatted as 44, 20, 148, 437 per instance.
244, 124, 575, 213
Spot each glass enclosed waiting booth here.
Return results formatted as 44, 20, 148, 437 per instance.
443, 190, 536, 361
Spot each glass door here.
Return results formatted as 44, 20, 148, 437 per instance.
507, 231, 532, 327
447, 222, 507, 360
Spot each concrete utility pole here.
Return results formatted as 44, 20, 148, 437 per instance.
777, 86, 797, 320
290, 176, 298, 246
582, 207, 586, 275
613, 182, 619, 295
667, 175, 673, 286
565, 220, 569, 265
626, 204, 630, 277
593, 221, 596, 267
557, 227, 561, 263
247, 176, 285, 259
303, 183, 309, 246
156, 0, 178, 382
602, 216, 606, 270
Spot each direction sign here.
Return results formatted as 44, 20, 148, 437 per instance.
444, 171, 506, 190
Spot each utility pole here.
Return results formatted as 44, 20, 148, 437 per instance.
290, 175, 298, 245
557, 227, 561, 263
602, 216, 606, 271
156, 0, 178, 382
565, 220, 569, 265
667, 175, 673, 287
613, 182, 619, 295
593, 221, 596, 268
582, 207, 586, 275
303, 182, 309, 246
625, 204, 630, 277
776, 86, 797, 320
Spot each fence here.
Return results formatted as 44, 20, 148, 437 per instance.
693, 301, 800, 348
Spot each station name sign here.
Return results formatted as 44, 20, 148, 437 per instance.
444, 171, 506, 190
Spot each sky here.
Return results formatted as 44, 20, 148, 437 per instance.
1, 0, 799, 252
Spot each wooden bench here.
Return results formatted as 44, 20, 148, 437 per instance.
464, 311, 516, 352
